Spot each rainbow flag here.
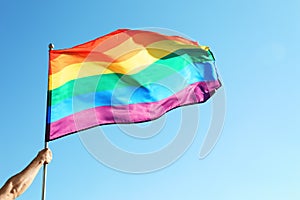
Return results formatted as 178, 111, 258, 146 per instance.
46, 29, 221, 141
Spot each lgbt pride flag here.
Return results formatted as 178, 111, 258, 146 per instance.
46, 29, 221, 141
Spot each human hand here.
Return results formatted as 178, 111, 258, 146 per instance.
37, 148, 52, 164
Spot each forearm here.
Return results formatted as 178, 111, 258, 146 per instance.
0, 148, 51, 199
5, 156, 44, 198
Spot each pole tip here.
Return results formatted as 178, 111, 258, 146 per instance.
48, 43, 54, 50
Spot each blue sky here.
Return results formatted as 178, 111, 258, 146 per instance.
0, 0, 300, 199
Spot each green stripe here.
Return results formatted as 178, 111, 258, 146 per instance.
50, 48, 215, 106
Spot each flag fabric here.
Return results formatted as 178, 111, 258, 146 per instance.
46, 29, 221, 141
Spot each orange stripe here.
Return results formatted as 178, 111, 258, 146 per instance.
49, 51, 114, 75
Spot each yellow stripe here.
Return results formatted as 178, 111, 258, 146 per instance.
49, 40, 208, 90
49, 49, 158, 90
147, 40, 209, 52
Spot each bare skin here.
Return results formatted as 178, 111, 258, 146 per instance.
0, 148, 52, 200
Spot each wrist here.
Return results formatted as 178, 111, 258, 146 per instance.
34, 155, 45, 166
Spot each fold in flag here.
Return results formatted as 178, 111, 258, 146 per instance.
46, 29, 222, 141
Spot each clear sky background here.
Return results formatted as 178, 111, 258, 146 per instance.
0, 0, 300, 200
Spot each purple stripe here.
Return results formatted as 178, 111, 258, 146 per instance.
47, 80, 221, 141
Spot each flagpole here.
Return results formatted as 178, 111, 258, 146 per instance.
41, 141, 48, 200
41, 43, 54, 200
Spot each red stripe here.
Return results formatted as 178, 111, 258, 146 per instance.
49, 29, 199, 75
50, 29, 128, 60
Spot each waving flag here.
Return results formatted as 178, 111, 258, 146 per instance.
46, 29, 221, 141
